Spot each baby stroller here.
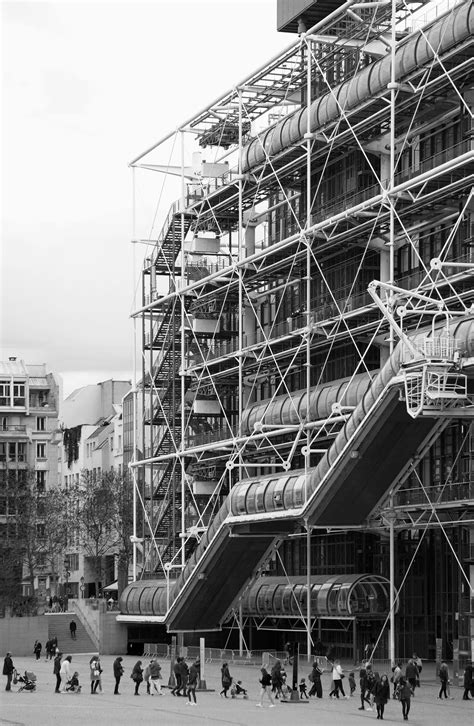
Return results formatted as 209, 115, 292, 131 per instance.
14, 670, 37, 692
230, 679, 248, 699
66, 672, 82, 693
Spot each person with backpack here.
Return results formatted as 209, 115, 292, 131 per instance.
149, 658, 162, 695
131, 660, 143, 696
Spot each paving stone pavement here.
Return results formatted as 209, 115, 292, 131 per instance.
1, 654, 472, 725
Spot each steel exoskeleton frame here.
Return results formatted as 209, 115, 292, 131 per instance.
129, 0, 474, 660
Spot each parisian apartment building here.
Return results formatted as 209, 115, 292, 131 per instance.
0, 356, 61, 599
58, 378, 131, 598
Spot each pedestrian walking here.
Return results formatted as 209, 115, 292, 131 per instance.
271, 660, 284, 699
412, 653, 422, 680
373, 673, 390, 719
398, 677, 412, 720
358, 662, 374, 710
405, 659, 418, 694
177, 657, 189, 696
391, 661, 402, 698
69, 620, 77, 640
186, 660, 199, 705
33, 640, 42, 660
256, 666, 275, 708
53, 651, 62, 693
299, 678, 309, 699
131, 660, 143, 696
3, 652, 14, 692
329, 659, 348, 699
149, 658, 162, 695
89, 655, 101, 694
170, 656, 182, 696
348, 670, 356, 696
308, 661, 323, 698
220, 662, 232, 698
60, 656, 72, 692
438, 662, 449, 699
143, 662, 151, 694
113, 656, 123, 695
462, 662, 473, 700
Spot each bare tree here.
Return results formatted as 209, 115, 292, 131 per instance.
109, 472, 133, 596
75, 471, 118, 596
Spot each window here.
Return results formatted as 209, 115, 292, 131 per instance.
66, 553, 79, 571
0, 381, 11, 406
1, 417, 7, 431
36, 552, 46, 567
0, 443, 6, 462
36, 471, 46, 492
36, 523, 45, 538
36, 442, 46, 459
118, 435, 122, 451
13, 382, 25, 407
36, 417, 46, 431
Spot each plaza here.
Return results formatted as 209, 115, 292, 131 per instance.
1, 653, 473, 726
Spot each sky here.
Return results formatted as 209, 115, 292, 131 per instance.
1, 0, 286, 397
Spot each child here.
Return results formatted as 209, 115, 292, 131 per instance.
299, 677, 309, 699
66, 671, 81, 693
348, 671, 356, 696
231, 679, 248, 698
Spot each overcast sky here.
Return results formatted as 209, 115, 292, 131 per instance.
1, 0, 286, 396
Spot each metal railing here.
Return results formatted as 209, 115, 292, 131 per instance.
394, 480, 474, 507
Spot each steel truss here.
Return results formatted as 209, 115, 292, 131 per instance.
129, 0, 474, 657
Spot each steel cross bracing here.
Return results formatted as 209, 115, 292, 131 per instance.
130, 0, 474, 631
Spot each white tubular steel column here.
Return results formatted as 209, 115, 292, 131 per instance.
388, 496, 396, 667
388, 0, 397, 353
238, 88, 244, 477
388, 0, 397, 665
132, 166, 138, 581
305, 36, 312, 663
306, 520, 312, 662
180, 129, 186, 569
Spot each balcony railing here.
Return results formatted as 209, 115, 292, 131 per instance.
0, 425, 27, 433
394, 480, 474, 507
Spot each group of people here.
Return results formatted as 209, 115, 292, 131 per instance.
44, 637, 59, 660
4, 644, 474, 714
